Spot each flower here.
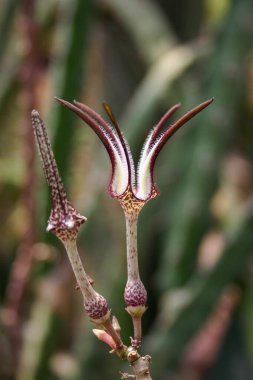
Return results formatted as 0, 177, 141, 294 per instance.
55, 97, 213, 346
55, 97, 213, 209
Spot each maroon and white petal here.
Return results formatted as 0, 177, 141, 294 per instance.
56, 98, 129, 197
103, 102, 136, 192
135, 104, 180, 200
140, 104, 181, 159
136, 99, 213, 200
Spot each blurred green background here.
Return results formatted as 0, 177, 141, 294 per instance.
1, 0, 253, 379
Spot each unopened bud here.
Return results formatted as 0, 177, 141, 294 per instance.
93, 329, 116, 350
124, 279, 147, 317
84, 293, 110, 324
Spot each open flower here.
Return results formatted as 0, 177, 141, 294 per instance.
56, 98, 213, 206
56, 97, 213, 346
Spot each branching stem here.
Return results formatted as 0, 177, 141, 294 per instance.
103, 319, 124, 350
64, 240, 124, 347
131, 355, 153, 380
127, 349, 153, 380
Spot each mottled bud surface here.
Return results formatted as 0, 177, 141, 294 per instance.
124, 279, 147, 309
84, 293, 110, 323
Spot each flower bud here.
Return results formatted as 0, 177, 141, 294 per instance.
124, 279, 147, 317
84, 293, 110, 324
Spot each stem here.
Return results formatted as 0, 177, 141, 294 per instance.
64, 239, 112, 323
64, 240, 124, 348
103, 319, 124, 350
124, 211, 147, 347
127, 350, 153, 380
63, 239, 97, 301
131, 356, 153, 380
125, 212, 139, 281
132, 316, 142, 347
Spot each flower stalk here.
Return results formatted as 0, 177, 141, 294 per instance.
64, 239, 110, 323
31, 110, 123, 348
123, 208, 146, 347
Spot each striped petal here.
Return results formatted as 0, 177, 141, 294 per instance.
136, 98, 214, 200
56, 98, 131, 197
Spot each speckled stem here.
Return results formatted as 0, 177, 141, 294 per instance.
63, 239, 110, 323
125, 212, 139, 282
124, 212, 147, 347
64, 239, 96, 301
124, 213, 147, 308
124, 212, 147, 310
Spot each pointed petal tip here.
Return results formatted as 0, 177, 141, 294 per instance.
31, 109, 40, 118
57, 97, 81, 111
102, 100, 109, 109
78, 215, 87, 225
103, 101, 115, 121
73, 100, 88, 110
73, 99, 83, 109
46, 223, 54, 232
206, 97, 214, 105
198, 97, 214, 110
54, 96, 64, 104
55, 96, 72, 106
